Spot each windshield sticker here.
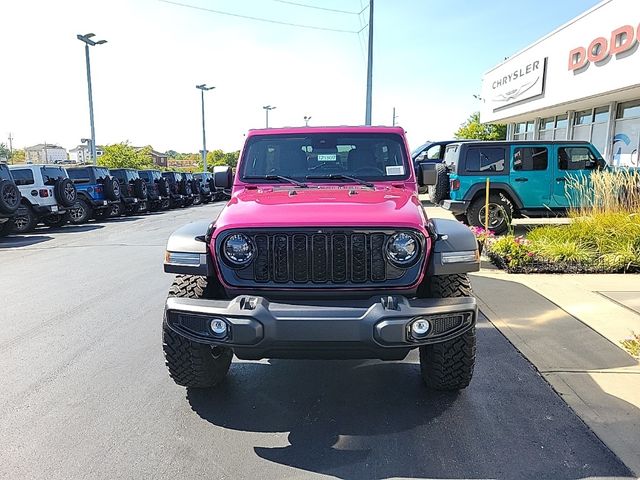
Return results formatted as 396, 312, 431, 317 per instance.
386, 165, 404, 176
317, 154, 337, 162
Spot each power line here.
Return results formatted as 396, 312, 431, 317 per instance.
273, 0, 360, 15
159, 0, 360, 33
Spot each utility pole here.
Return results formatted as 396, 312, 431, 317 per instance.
263, 105, 276, 128
304, 115, 311, 127
7, 133, 13, 164
196, 84, 215, 172
392, 107, 398, 126
77, 33, 107, 164
364, 0, 374, 125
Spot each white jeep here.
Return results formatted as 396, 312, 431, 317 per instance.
9, 164, 78, 233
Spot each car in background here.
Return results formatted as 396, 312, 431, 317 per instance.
9, 164, 77, 232
110, 168, 148, 216
182, 172, 199, 206
0, 163, 22, 237
428, 140, 607, 234
161, 171, 187, 208
412, 140, 461, 194
66, 166, 121, 223
139, 169, 170, 211
193, 172, 214, 203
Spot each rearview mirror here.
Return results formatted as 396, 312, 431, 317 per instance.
418, 163, 438, 186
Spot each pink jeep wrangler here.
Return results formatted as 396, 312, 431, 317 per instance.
163, 126, 479, 391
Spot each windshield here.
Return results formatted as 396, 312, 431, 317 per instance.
411, 142, 431, 159
241, 133, 409, 182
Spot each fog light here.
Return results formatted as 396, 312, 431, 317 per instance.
210, 318, 228, 336
411, 318, 430, 338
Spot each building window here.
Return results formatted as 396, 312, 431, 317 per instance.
613, 99, 640, 167
514, 121, 534, 140
617, 100, 640, 119
571, 106, 610, 156
538, 114, 568, 140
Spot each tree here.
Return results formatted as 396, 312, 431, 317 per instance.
196, 149, 240, 172
0, 143, 10, 161
165, 150, 178, 158
97, 142, 155, 169
10, 149, 25, 164
455, 112, 507, 141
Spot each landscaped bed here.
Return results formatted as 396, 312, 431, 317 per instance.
484, 170, 640, 274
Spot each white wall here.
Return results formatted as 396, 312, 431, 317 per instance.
480, 0, 640, 123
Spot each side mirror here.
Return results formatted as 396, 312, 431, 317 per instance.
213, 166, 233, 189
418, 163, 438, 186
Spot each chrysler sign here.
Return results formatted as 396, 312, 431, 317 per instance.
486, 57, 546, 107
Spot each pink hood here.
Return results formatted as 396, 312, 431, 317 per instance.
212, 186, 427, 235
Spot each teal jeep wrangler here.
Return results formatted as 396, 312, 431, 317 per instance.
428, 140, 606, 233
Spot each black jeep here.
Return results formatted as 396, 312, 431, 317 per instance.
0, 164, 21, 237
110, 168, 148, 216
161, 171, 187, 208
193, 172, 214, 203
139, 170, 170, 211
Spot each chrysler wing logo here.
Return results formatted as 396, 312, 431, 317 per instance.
494, 76, 540, 103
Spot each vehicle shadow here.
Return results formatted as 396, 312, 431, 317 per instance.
0, 235, 52, 248
38, 224, 104, 234
185, 315, 634, 479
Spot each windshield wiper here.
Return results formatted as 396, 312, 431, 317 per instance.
243, 175, 307, 188
305, 174, 374, 188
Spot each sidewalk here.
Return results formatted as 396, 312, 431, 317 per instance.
471, 269, 640, 476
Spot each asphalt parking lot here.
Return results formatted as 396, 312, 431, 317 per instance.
0, 203, 634, 480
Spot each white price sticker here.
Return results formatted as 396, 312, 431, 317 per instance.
386, 165, 404, 175
317, 154, 337, 162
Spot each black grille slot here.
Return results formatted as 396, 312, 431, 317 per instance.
332, 234, 347, 282
312, 235, 329, 282
273, 234, 289, 282
254, 234, 270, 282
370, 234, 386, 281
351, 233, 367, 282
430, 315, 464, 335
292, 234, 308, 282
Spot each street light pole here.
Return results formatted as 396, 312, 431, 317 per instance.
365, 0, 374, 125
196, 84, 215, 172
77, 33, 107, 164
263, 105, 276, 128
304, 115, 311, 127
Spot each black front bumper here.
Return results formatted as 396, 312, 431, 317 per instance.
165, 295, 477, 360
440, 200, 468, 215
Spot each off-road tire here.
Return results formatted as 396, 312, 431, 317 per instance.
69, 198, 93, 224
104, 177, 121, 201
158, 178, 170, 197
467, 193, 513, 235
134, 179, 147, 200
163, 275, 232, 388
11, 204, 37, 233
427, 164, 449, 204
111, 201, 124, 217
0, 180, 21, 214
54, 178, 77, 207
42, 212, 69, 228
193, 194, 202, 206
419, 274, 476, 391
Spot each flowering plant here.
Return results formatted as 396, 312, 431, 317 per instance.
469, 226, 496, 242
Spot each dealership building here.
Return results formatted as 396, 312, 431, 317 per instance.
480, 0, 640, 167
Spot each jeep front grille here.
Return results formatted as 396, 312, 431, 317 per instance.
217, 229, 425, 288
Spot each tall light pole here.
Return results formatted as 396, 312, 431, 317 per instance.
77, 33, 107, 164
196, 84, 215, 172
364, 0, 374, 125
263, 105, 276, 128
392, 107, 398, 126
304, 115, 311, 127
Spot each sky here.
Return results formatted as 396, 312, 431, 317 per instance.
0, 0, 600, 154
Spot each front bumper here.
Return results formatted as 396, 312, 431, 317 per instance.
441, 199, 468, 215
165, 295, 477, 360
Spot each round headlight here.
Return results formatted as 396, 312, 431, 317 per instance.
386, 232, 420, 266
223, 233, 254, 266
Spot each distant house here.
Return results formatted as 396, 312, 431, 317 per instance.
149, 150, 168, 167
69, 145, 104, 163
24, 144, 68, 164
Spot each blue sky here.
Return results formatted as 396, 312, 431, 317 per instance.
0, 0, 599, 153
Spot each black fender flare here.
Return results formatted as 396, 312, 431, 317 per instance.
164, 219, 218, 275
463, 182, 523, 209
427, 218, 480, 275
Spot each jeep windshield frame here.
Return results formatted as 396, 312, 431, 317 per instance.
239, 133, 410, 184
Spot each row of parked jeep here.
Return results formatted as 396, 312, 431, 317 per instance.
0, 163, 232, 236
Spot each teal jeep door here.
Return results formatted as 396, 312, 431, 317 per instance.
509, 145, 553, 208
552, 145, 600, 208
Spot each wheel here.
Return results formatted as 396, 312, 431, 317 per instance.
111, 201, 124, 217
54, 178, 77, 207
103, 176, 121, 201
161, 199, 170, 210
427, 164, 449, 204
42, 212, 69, 228
418, 274, 476, 391
193, 195, 202, 206
163, 275, 233, 388
466, 193, 513, 235
0, 180, 21, 215
69, 198, 93, 224
11, 204, 37, 233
